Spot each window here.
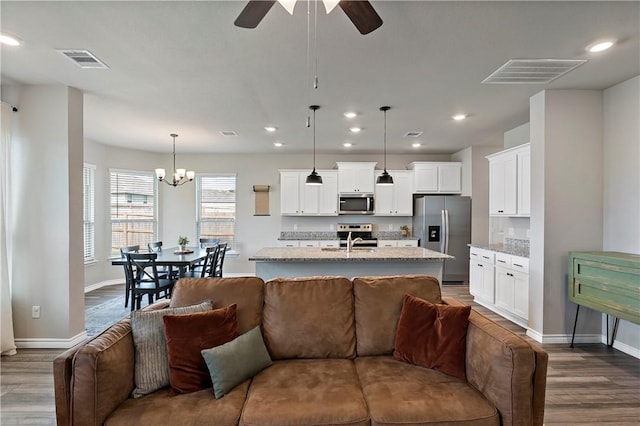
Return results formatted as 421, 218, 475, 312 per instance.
197, 174, 236, 250
110, 169, 157, 256
83, 164, 96, 263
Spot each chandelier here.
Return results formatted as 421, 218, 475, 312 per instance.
155, 133, 195, 187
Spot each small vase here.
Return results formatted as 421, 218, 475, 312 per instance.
179, 245, 186, 252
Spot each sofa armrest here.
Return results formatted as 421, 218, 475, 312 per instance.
442, 296, 547, 426
54, 344, 83, 426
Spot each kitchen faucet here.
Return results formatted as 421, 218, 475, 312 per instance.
347, 231, 363, 253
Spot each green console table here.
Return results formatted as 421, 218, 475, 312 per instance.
568, 251, 640, 347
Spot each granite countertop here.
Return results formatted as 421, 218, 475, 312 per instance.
278, 231, 417, 241
249, 247, 453, 262
469, 243, 530, 258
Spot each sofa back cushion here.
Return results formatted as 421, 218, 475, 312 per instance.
169, 277, 264, 334
263, 276, 356, 359
353, 275, 442, 356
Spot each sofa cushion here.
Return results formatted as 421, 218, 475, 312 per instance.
163, 305, 239, 394
353, 275, 442, 356
240, 359, 369, 426
262, 276, 355, 359
104, 382, 250, 426
202, 326, 273, 399
355, 356, 499, 426
393, 294, 471, 379
130, 300, 213, 398
170, 277, 265, 334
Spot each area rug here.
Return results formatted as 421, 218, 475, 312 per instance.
85, 297, 131, 337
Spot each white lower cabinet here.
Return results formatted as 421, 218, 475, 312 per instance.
469, 248, 495, 303
278, 240, 299, 248
278, 240, 339, 248
396, 240, 418, 247
319, 240, 340, 248
470, 248, 529, 324
298, 240, 320, 248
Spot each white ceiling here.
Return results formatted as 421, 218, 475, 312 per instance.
1, 1, 638, 155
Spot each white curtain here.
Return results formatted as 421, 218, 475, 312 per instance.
1, 102, 16, 356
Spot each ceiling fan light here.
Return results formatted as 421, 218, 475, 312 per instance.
306, 169, 323, 185
323, 0, 340, 13
376, 170, 394, 185
277, 0, 296, 15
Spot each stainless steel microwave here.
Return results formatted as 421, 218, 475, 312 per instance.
338, 194, 375, 215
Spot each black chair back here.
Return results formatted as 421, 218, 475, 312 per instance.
120, 245, 140, 308
214, 242, 228, 277
125, 252, 175, 310
148, 241, 163, 253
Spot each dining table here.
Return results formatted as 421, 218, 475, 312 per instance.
111, 246, 209, 278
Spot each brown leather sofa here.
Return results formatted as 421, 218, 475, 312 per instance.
54, 275, 548, 426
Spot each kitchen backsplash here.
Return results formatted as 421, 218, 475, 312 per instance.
279, 230, 414, 240
504, 237, 530, 251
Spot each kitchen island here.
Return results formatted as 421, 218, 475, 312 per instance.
249, 247, 453, 283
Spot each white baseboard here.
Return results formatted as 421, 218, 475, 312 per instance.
15, 331, 87, 349
611, 339, 640, 359
84, 279, 124, 293
525, 331, 603, 344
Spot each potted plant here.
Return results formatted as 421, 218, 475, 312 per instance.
400, 225, 409, 237
178, 236, 189, 252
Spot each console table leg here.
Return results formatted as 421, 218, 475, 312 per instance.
609, 317, 620, 347
570, 305, 580, 348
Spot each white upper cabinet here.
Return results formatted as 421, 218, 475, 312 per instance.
337, 162, 376, 193
374, 170, 413, 216
408, 162, 462, 194
279, 170, 338, 216
486, 143, 530, 217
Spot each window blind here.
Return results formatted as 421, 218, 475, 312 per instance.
110, 169, 157, 255
83, 164, 95, 262
197, 174, 236, 250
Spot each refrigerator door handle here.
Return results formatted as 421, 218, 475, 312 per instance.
443, 209, 450, 254
440, 209, 446, 253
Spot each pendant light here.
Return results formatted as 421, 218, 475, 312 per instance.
376, 106, 394, 185
155, 133, 195, 187
306, 105, 323, 185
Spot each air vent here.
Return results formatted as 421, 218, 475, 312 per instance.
482, 59, 587, 84
57, 49, 109, 69
404, 131, 423, 138
219, 131, 238, 136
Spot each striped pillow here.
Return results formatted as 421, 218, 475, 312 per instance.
130, 300, 213, 398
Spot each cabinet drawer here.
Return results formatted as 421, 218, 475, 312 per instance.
495, 253, 511, 267
319, 240, 340, 248
511, 256, 529, 273
378, 240, 398, 247
299, 241, 320, 248
470, 247, 495, 264
397, 240, 418, 247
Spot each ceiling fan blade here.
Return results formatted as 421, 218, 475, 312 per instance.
234, 0, 276, 29
338, 1, 383, 35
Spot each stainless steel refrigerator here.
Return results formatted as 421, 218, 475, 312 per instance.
412, 196, 471, 283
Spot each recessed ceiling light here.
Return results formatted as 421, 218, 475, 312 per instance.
452, 114, 467, 121
264, 126, 277, 132
343, 142, 353, 148
0, 33, 21, 46
349, 127, 361, 133
412, 143, 422, 148
587, 40, 615, 53
273, 142, 283, 147
344, 112, 357, 119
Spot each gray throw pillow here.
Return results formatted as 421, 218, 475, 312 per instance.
201, 326, 272, 399
131, 300, 213, 398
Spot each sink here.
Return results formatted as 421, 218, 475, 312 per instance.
321, 247, 377, 253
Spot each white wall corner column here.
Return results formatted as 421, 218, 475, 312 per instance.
528, 89, 604, 344
10, 85, 86, 348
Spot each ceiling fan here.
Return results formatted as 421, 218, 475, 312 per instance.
234, 0, 383, 35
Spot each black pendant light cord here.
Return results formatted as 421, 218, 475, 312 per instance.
381, 106, 390, 171
311, 105, 318, 171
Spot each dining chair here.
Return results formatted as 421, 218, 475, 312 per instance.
184, 245, 219, 278
120, 245, 140, 308
199, 237, 220, 248
213, 242, 228, 277
125, 252, 175, 311
147, 241, 177, 279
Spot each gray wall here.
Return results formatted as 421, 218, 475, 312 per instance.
602, 76, 640, 354
529, 89, 604, 341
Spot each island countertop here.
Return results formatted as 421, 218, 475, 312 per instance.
249, 247, 453, 262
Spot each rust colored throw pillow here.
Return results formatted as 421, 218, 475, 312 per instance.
163, 304, 238, 394
393, 294, 471, 380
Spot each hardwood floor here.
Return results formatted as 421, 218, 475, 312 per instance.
1, 284, 638, 425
